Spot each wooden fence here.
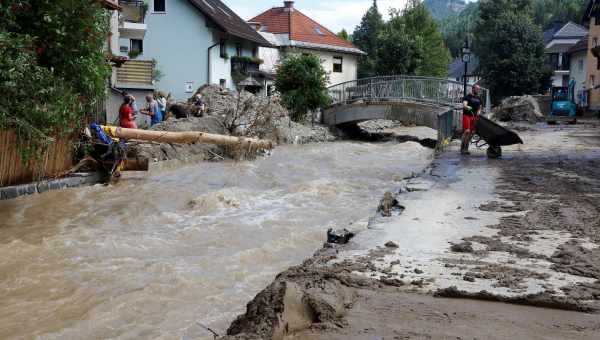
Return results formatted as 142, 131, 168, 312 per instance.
0, 130, 75, 187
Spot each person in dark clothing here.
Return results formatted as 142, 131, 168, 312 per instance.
461, 85, 482, 155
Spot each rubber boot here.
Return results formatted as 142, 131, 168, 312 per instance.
460, 133, 470, 155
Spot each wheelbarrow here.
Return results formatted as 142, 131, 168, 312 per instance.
472, 116, 523, 159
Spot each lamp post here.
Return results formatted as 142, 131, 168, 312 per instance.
461, 38, 471, 97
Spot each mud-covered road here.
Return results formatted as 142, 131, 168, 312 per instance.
222, 121, 600, 340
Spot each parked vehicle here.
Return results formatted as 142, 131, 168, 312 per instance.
548, 79, 577, 124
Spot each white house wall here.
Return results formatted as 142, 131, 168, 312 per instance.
259, 47, 280, 74
209, 39, 256, 91
285, 48, 358, 86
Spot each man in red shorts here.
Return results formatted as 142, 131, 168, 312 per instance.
461, 84, 482, 155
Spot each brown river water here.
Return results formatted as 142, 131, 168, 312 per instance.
0, 141, 432, 339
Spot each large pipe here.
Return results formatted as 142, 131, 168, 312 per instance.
101, 125, 274, 150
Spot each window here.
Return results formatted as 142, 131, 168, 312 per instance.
579, 59, 584, 72
236, 44, 242, 57
219, 79, 227, 88
130, 39, 143, 55
314, 26, 325, 36
594, 38, 598, 47
591, 75, 595, 87
219, 39, 227, 58
333, 56, 343, 73
252, 46, 258, 58
154, 0, 166, 12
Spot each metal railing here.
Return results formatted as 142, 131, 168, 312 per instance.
120, 0, 145, 24
327, 75, 491, 114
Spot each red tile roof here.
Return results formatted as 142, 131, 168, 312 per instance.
250, 3, 360, 52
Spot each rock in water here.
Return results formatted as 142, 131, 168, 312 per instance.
327, 228, 355, 244
377, 192, 405, 217
385, 241, 399, 248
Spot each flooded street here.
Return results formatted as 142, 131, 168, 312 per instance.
0, 141, 432, 339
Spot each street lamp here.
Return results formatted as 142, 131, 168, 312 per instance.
462, 38, 471, 97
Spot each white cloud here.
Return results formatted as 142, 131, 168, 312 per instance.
225, 0, 410, 34
301, 0, 409, 33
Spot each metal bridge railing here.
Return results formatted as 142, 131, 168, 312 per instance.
327, 76, 491, 114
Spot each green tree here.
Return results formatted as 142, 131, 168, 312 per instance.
376, 1, 451, 77
0, 0, 110, 156
352, 0, 384, 77
439, 2, 479, 57
337, 29, 350, 41
532, 0, 587, 30
473, 0, 551, 101
274, 54, 330, 122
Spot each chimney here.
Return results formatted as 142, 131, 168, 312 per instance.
284, 1, 294, 11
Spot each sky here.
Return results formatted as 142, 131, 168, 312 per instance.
222, 0, 412, 34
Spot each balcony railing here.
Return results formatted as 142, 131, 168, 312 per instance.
231, 56, 263, 75
116, 60, 154, 87
120, 0, 145, 23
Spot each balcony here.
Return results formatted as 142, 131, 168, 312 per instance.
116, 60, 154, 89
119, 0, 147, 39
231, 56, 263, 75
546, 53, 570, 72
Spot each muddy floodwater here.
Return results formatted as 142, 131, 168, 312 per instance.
0, 141, 432, 339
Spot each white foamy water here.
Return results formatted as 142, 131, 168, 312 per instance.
0, 141, 432, 339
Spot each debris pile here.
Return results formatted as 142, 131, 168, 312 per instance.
195, 85, 336, 144
492, 95, 544, 123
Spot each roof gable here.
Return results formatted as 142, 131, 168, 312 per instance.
250, 3, 363, 54
187, 0, 270, 46
554, 22, 588, 39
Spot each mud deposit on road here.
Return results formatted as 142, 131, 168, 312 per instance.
453, 155, 600, 310
221, 124, 600, 340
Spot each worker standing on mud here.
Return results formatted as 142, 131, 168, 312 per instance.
461, 84, 482, 155
141, 94, 162, 126
119, 96, 137, 129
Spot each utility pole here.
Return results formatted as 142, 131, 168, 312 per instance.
461, 37, 471, 97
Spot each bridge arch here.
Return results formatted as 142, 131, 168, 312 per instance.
322, 76, 491, 146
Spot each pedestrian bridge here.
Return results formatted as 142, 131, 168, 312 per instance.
323, 76, 491, 144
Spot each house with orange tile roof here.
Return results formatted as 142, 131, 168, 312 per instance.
248, 1, 365, 87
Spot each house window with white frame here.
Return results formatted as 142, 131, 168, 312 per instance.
154, 0, 166, 13
333, 56, 343, 73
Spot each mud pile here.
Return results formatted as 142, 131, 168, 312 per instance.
492, 95, 545, 123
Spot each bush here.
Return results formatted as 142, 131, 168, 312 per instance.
274, 54, 330, 122
0, 0, 110, 158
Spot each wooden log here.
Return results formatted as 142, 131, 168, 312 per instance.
101, 126, 274, 150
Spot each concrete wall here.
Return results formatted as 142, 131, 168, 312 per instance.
569, 50, 587, 105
